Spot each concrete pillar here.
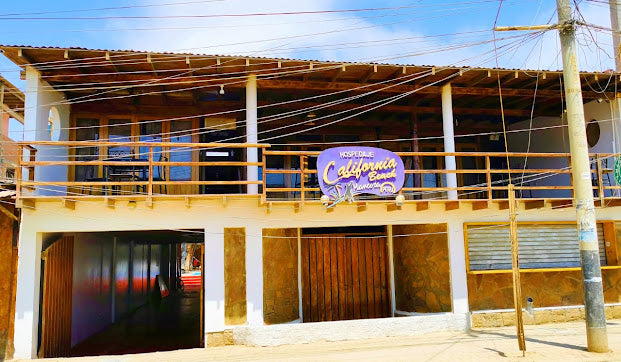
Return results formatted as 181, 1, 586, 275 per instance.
441, 83, 458, 200
13, 223, 42, 359
246, 74, 258, 194
447, 220, 469, 315
245, 225, 264, 325
204, 228, 225, 338
24, 66, 70, 196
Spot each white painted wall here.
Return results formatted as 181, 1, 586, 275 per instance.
12, 227, 42, 359
24, 66, 70, 196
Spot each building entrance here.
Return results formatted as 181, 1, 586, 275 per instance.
300, 227, 391, 323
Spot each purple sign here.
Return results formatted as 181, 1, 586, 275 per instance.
317, 146, 405, 200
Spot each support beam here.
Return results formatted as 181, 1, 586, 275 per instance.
447, 220, 469, 315
246, 74, 258, 194
204, 226, 225, 339
12, 229, 42, 359
442, 83, 458, 200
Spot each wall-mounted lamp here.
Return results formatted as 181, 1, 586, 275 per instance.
219, 85, 225, 95
395, 194, 405, 207
320, 194, 330, 207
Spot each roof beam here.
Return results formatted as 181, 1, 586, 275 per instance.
1, 103, 24, 123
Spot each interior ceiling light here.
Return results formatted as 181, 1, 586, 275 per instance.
219, 85, 225, 95
306, 112, 317, 125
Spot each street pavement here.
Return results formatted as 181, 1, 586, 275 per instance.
14, 319, 621, 361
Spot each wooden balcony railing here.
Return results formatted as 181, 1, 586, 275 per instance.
16, 141, 269, 200
15, 142, 621, 204
262, 150, 621, 203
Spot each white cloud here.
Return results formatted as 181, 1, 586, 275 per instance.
106, 0, 615, 71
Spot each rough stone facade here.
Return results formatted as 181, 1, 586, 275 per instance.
262, 228, 299, 324
468, 269, 621, 311
392, 224, 451, 313
224, 228, 247, 326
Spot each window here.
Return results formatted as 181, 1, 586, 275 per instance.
107, 119, 132, 158
139, 122, 162, 179
169, 120, 192, 181
74, 118, 99, 181
466, 223, 607, 271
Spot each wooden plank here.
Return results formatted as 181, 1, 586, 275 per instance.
445, 201, 460, 210
372, 237, 382, 318
330, 236, 339, 321
351, 238, 361, 319
309, 237, 318, 322
378, 236, 389, 318
344, 237, 353, 320
416, 201, 430, 211
323, 236, 332, 321
472, 200, 490, 210
301, 238, 311, 322
337, 236, 346, 321
364, 238, 375, 318
316, 236, 326, 322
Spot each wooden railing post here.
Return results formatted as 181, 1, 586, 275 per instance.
16, 145, 22, 199
300, 155, 306, 203
147, 146, 153, 204
596, 153, 604, 202
568, 155, 574, 200
486, 155, 492, 200
261, 149, 267, 204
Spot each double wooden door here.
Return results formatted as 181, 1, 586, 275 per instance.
301, 235, 391, 322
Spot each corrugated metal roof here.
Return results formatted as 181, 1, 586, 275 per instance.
1, 43, 613, 75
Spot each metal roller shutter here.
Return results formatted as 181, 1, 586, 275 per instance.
466, 223, 607, 271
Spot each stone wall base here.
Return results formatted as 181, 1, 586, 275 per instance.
472, 304, 621, 328
229, 313, 469, 347
206, 330, 235, 347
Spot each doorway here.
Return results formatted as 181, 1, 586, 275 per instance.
300, 227, 391, 322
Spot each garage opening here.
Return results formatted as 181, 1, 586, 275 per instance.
300, 226, 391, 322
37, 230, 204, 358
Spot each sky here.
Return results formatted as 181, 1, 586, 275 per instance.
0, 0, 616, 138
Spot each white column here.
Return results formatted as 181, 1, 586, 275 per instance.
13, 224, 43, 359
24, 66, 70, 196
204, 227, 225, 338
441, 83, 458, 200
447, 220, 469, 315
245, 225, 264, 325
246, 74, 258, 194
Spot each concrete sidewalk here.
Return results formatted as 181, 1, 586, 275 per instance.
15, 320, 621, 362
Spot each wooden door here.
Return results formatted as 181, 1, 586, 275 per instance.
39, 236, 74, 358
301, 235, 390, 322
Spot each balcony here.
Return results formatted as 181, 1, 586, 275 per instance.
14, 141, 621, 208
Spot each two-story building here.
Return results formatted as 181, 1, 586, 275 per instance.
2, 45, 621, 359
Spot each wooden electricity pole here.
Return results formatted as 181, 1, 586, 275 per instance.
556, 0, 609, 352
496, 0, 610, 353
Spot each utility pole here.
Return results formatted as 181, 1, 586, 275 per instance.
610, 0, 621, 70
496, 0, 610, 353
556, 0, 609, 352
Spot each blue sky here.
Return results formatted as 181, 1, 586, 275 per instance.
0, 0, 614, 93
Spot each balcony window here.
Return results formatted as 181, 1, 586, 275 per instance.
108, 119, 132, 158
169, 120, 192, 181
